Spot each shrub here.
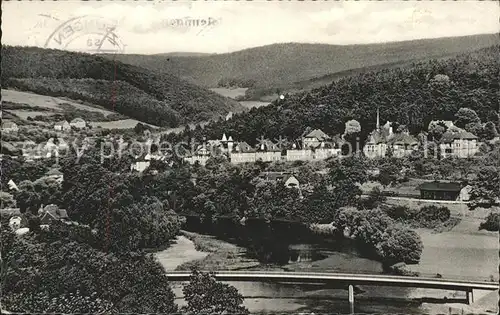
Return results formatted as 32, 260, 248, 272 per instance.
377, 227, 423, 265
416, 205, 451, 223
479, 211, 500, 231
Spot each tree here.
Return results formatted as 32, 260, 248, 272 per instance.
377, 227, 423, 265
1, 233, 179, 314
182, 269, 249, 315
479, 211, 500, 231
469, 164, 500, 209
428, 121, 447, 142
14, 181, 41, 214
483, 122, 498, 140
344, 119, 361, 135
0, 192, 16, 208
454, 107, 481, 129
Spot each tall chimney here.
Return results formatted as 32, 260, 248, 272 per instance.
376, 107, 380, 131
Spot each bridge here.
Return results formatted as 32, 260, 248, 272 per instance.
165, 271, 499, 307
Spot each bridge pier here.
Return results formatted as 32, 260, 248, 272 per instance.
466, 289, 474, 305
348, 284, 354, 314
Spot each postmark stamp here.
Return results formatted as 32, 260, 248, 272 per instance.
44, 15, 126, 53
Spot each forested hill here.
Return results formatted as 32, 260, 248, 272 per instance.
105, 33, 497, 91
1, 46, 242, 127
175, 45, 499, 146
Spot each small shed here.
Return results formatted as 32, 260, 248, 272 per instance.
417, 181, 463, 201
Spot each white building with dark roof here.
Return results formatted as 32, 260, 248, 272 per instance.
230, 142, 256, 164
439, 131, 479, 158
302, 129, 331, 149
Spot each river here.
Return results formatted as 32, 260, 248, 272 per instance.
155, 218, 474, 314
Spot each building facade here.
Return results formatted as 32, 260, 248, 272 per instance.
439, 131, 479, 158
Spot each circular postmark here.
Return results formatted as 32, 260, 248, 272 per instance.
44, 15, 126, 53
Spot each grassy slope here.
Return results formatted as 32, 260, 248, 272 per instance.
1, 46, 242, 127
105, 33, 498, 92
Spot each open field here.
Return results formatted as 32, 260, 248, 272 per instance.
7, 110, 55, 119
210, 87, 248, 99
90, 119, 159, 130
2, 89, 115, 116
2, 89, 158, 129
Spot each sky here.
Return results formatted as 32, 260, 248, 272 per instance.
3, 1, 499, 54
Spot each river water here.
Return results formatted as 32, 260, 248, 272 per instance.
155, 218, 473, 314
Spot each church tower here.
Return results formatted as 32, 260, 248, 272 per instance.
376, 107, 380, 131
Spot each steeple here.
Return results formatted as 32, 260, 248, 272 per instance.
376, 107, 380, 131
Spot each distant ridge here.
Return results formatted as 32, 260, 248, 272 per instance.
104, 33, 498, 92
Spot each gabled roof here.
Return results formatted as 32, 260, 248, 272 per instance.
418, 181, 462, 192
54, 120, 69, 126
441, 131, 478, 143
304, 129, 330, 140
46, 168, 63, 176
387, 133, 418, 145
42, 204, 69, 220
366, 128, 392, 144
256, 140, 281, 152
234, 142, 255, 153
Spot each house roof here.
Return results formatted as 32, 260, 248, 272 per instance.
366, 127, 392, 144
54, 120, 69, 126
46, 168, 63, 176
441, 131, 478, 143
234, 142, 255, 153
70, 118, 85, 123
259, 172, 297, 183
387, 133, 418, 145
304, 129, 330, 140
418, 181, 462, 192
256, 140, 281, 152
42, 204, 69, 220
0, 208, 21, 217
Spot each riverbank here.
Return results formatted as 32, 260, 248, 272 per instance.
175, 230, 263, 271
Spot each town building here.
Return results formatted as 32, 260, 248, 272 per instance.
225, 112, 233, 121
45, 168, 64, 183
417, 181, 471, 201
286, 143, 314, 161
70, 118, 86, 129
302, 129, 331, 149
258, 171, 300, 189
7, 179, 19, 191
439, 131, 479, 158
387, 132, 419, 158
183, 145, 211, 166
39, 204, 69, 225
255, 139, 282, 162
363, 120, 393, 159
2, 121, 18, 133
230, 142, 256, 164
314, 141, 341, 160
54, 120, 71, 131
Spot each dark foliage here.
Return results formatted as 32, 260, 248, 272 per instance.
170, 46, 499, 147
479, 211, 500, 231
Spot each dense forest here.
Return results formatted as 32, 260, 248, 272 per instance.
2, 46, 241, 127
106, 34, 497, 97
170, 45, 499, 147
